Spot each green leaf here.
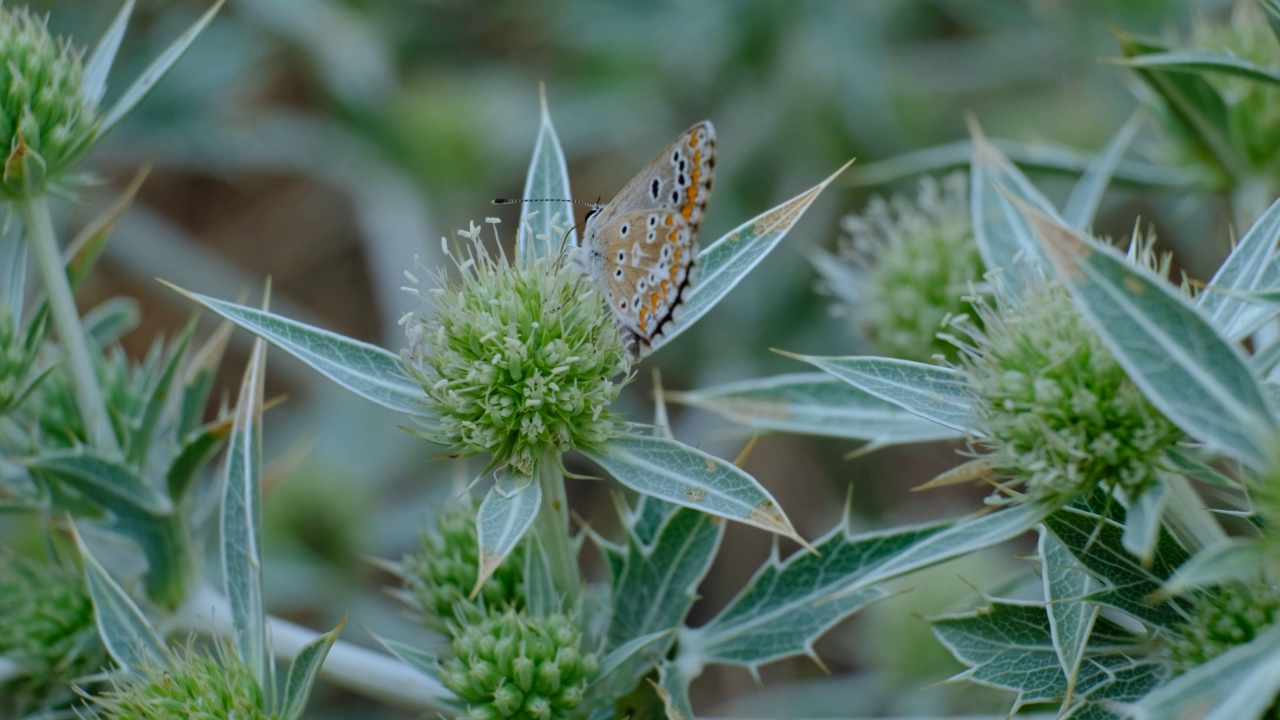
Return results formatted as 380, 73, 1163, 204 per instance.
165, 286, 429, 417
597, 630, 672, 682
166, 417, 230, 502
83, 296, 140, 347
668, 373, 963, 446
593, 498, 723, 697
1198, 193, 1280, 340
932, 601, 1160, 710
1024, 208, 1278, 470
368, 630, 441, 683
82, 0, 134, 108
1113, 29, 1240, 182
517, 87, 577, 264
222, 335, 268, 688
680, 513, 907, 670
279, 619, 345, 720
97, 0, 225, 141
1, 219, 26, 319
22, 449, 171, 516
784, 355, 977, 433
1265, 0, 1280, 46
72, 522, 167, 671
1040, 529, 1099, 703
1161, 538, 1267, 597
1126, 626, 1280, 720
1121, 482, 1168, 564
969, 124, 1057, 288
655, 662, 696, 720
1062, 112, 1144, 230
1114, 50, 1280, 88
475, 473, 540, 595
1042, 500, 1190, 629
522, 532, 559, 617
649, 160, 853, 354
127, 319, 196, 467
581, 433, 800, 540
848, 138, 1199, 190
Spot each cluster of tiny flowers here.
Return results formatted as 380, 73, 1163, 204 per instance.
402, 220, 629, 476
1169, 581, 1280, 673
947, 264, 1182, 503
90, 643, 270, 720
404, 497, 526, 633
0, 5, 99, 198
442, 610, 598, 720
0, 555, 105, 715
827, 172, 981, 363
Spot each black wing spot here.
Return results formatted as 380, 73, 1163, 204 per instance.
638, 279, 647, 291
677, 173, 687, 187
619, 299, 628, 309
617, 250, 626, 262
650, 178, 661, 200
672, 150, 681, 163
670, 190, 680, 204
620, 223, 629, 236
614, 268, 623, 279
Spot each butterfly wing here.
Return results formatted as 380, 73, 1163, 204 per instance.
583, 121, 716, 355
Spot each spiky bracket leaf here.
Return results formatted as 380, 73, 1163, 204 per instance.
164, 285, 429, 418
649, 160, 854, 354
72, 522, 167, 671
517, 86, 577, 264
581, 433, 801, 541
668, 372, 963, 447
1040, 528, 1099, 704
1125, 626, 1280, 720
1160, 538, 1267, 597
1198, 193, 1280, 340
279, 618, 346, 720
474, 472, 540, 594
1021, 205, 1277, 471
969, 122, 1056, 291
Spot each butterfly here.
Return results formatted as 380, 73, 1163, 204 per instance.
580, 121, 716, 358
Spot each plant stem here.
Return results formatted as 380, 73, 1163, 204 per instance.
179, 584, 452, 711
534, 453, 579, 598
18, 195, 117, 453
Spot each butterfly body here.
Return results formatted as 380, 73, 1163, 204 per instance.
581, 121, 716, 357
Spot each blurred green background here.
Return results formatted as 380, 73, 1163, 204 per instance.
28, 0, 1234, 715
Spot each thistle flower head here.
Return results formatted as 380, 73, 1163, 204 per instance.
0, 554, 106, 716
948, 241, 1182, 503
825, 172, 981, 362
441, 609, 598, 720
402, 220, 630, 477
0, 5, 99, 198
1168, 580, 1280, 673
404, 497, 526, 633
90, 642, 270, 720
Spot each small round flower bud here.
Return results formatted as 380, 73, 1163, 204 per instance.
1169, 581, 1280, 673
402, 223, 629, 478
441, 609, 596, 720
824, 173, 982, 363
91, 643, 269, 720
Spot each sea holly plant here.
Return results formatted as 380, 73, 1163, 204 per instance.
671, 116, 1280, 717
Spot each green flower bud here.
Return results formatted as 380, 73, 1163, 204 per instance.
822, 172, 982, 363
402, 221, 629, 478
0, 554, 106, 716
0, 6, 100, 199
1169, 581, 1280, 673
90, 643, 270, 720
442, 610, 596, 720
949, 244, 1182, 503
403, 497, 526, 633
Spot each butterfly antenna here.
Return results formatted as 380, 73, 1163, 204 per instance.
493, 197, 601, 209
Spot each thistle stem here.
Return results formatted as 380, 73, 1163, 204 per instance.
534, 453, 579, 598
18, 195, 117, 453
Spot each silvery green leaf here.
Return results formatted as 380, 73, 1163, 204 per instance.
655, 662, 696, 720
83, 0, 135, 108
1042, 499, 1190, 630
0, 220, 25, 318
166, 286, 429, 418
785, 355, 978, 433
222, 334, 268, 688
517, 87, 577, 264
597, 631, 671, 682
969, 126, 1056, 289
1023, 208, 1277, 470
1121, 482, 1168, 564
1125, 627, 1280, 720
680, 513, 911, 671
1062, 112, 1143, 230
279, 619, 345, 720
1266, 0, 1280, 45
475, 475, 540, 594
128, 319, 195, 467
932, 601, 1160, 710
593, 498, 722, 696
1040, 529, 1098, 701
1114, 50, 1280, 88
72, 523, 167, 670
649, 159, 853, 354
581, 433, 800, 540
84, 296, 141, 347
21, 450, 171, 516
849, 138, 1198, 189
368, 630, 441, 683
97, 1, 225, 140
522, 532, 559, 617
668, 372, 963, 446
1199, 193, 1280, 340
1161, 538, 1267, 596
